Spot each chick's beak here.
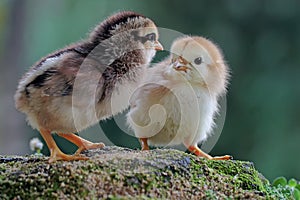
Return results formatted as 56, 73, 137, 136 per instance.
154, 41, 163, 51
172, 56, 189, 73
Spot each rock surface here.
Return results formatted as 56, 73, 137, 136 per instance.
0, 146, 284, 199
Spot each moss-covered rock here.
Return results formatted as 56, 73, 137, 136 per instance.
0, 146, 287, 199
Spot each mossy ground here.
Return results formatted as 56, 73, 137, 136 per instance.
0, 146, 286, 199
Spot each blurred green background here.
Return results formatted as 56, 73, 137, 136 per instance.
0, 0, 299, 181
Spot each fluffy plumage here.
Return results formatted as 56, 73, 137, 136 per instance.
127, 36, 231, 160
15, 11, 163, 163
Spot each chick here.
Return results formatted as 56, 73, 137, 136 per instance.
127, 36, 231, 160
15, 11, 163, 163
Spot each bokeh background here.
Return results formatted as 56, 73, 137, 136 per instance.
0, 0, 299, 181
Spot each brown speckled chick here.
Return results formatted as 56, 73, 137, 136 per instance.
14, 11, 163, 163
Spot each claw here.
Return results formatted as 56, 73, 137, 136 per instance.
210, 155, 233, 161
185, 143, 232, 161
74, 142, 105, 155
39, 128, 90, 163
48, 150, 88, 163
57, 133, 105, 154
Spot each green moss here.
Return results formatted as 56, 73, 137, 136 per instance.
0, 147, 289, 199
204, 159, 268, 190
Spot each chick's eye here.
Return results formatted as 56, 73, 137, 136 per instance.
194, 57, 202, 65
145, 33, 156, 41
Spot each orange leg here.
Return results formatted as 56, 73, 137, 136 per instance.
57, 133, 105, 155
139, 138, 150, 151
39, 128, 88, 163
184, 142, 232, 160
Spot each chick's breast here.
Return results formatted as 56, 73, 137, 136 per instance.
127, 60, 219, 147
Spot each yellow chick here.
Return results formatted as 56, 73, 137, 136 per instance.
127, 36, 231, 160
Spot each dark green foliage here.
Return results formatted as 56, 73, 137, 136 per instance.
272, 177, 300, 200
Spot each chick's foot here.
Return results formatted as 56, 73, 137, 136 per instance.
186, 145, 232, 160
139, 138, 150, 150
57, 133, 105, 155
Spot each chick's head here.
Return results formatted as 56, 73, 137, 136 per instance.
167, 36, 229, 95
90, 11, 162, 63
